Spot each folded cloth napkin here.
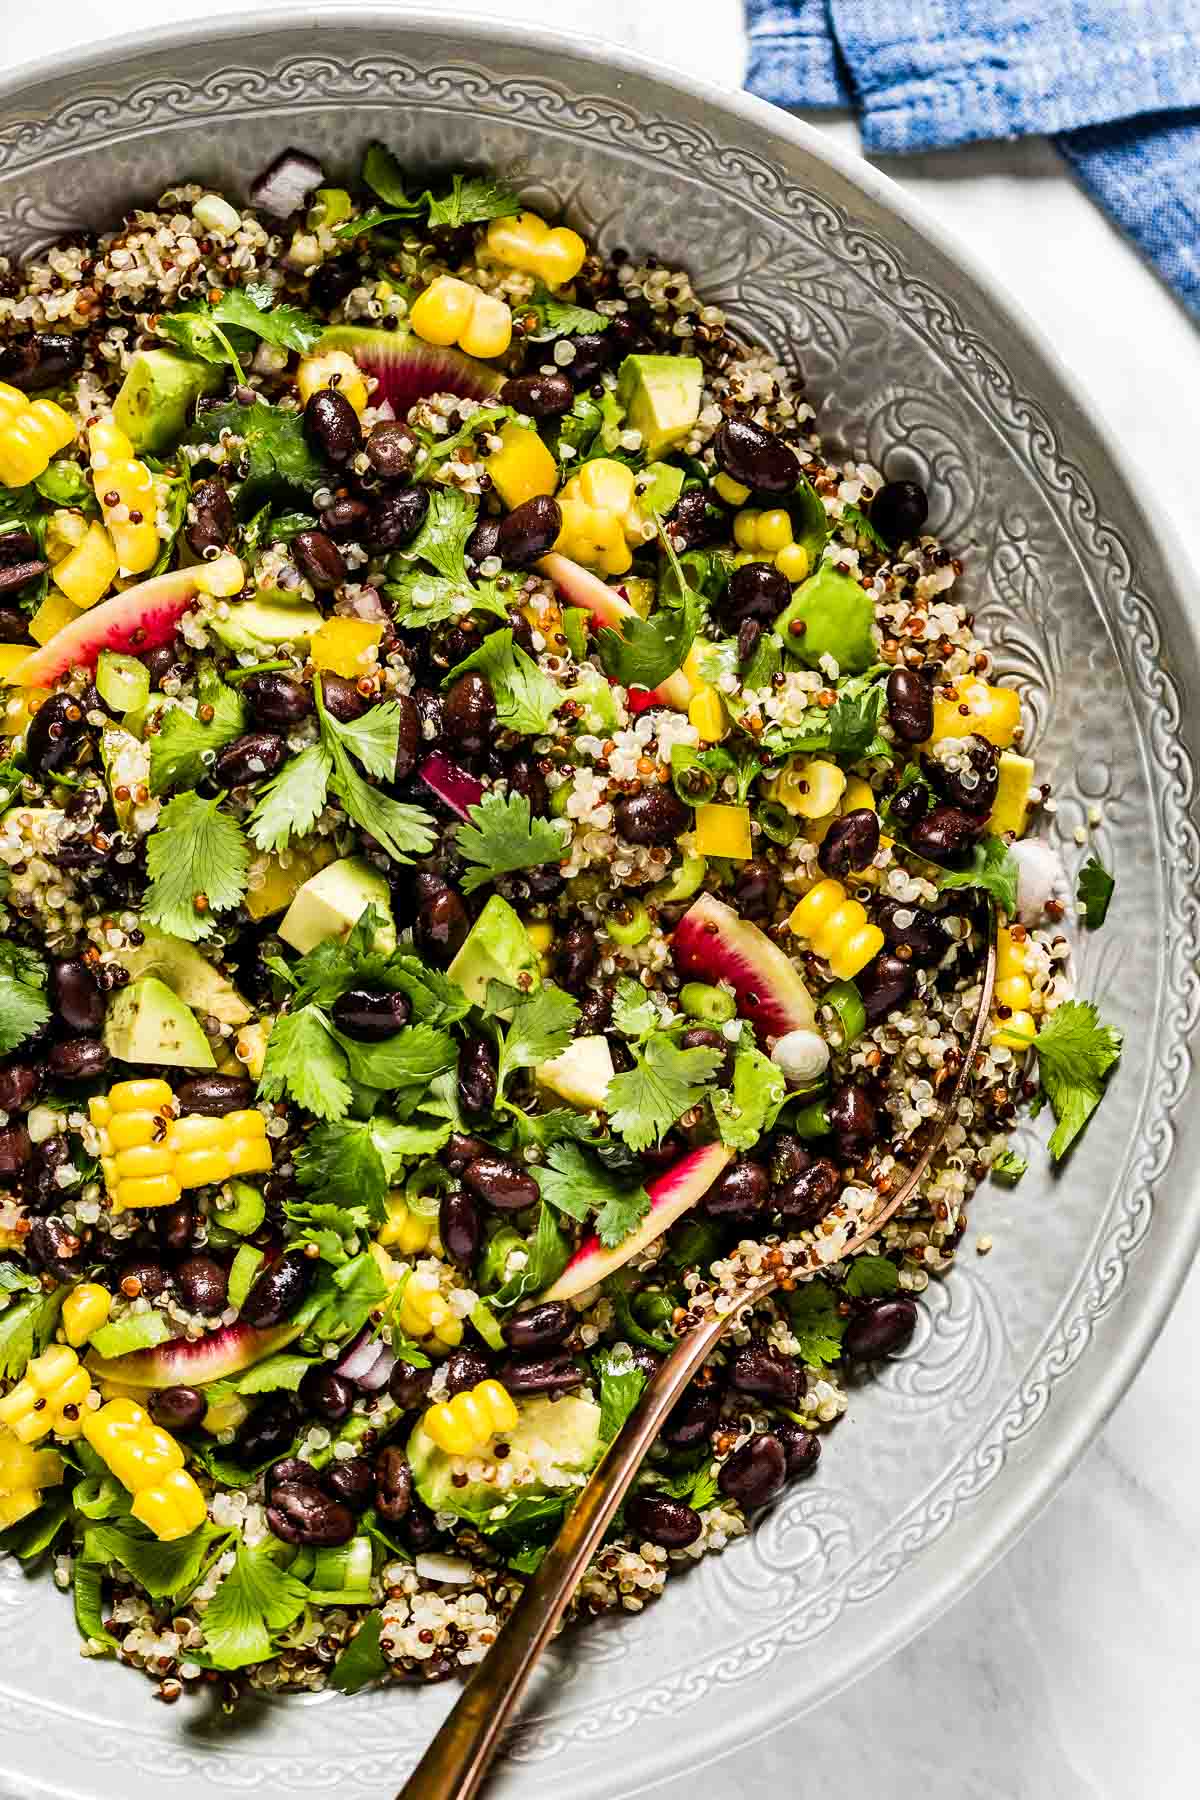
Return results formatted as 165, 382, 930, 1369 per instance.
746, 0, 1200, 318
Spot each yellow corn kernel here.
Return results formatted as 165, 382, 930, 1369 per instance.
762, 757, 846, 820
992, 928, 1038, 1050
989, 751, 1036, 838
714, 473, 750, 507
378, 1193, 438, 1255
411, 275, 513, 360
194, 553, 246, 598
397, 1275, 463, 1351
130, 1466, 208, 1541
0, 1425, 64, 1529
0, 1345, 95, 1443
487, 422, 558, 511
82, 1398, 206, 1540
62, 1283, 113, 1348
485, 212, 587, 289
694, 802, 753, 860
554, 457, 644, 575
775, 542, 810, 583
524, 920, 554, 955
88, 421, 158, 574
688, 685, 727, 743
296, 348, 369, 417
53, 520, 119, 609
0, 384, 76, 488
90, 1080, 271, 1210
789, 877, 885, 980
310, 617, 381, 678
928, 678, 1021, 749
28, 590, 83, 646
421, 1379, 519, 1455
110, 1079, 175, 1112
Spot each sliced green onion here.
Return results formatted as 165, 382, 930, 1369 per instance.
824, 979, 866, 1046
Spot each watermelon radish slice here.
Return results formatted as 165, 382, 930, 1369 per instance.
417, 751, 485, 820
9, 562, 238, 690
86, 1319, 302, 1390
318, 326, 506, 415
539, 552, 692, 711
672, 892, 816, 1043
542, 1141, 733, 1303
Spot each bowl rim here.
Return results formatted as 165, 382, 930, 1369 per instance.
1, 3, 1198, 1768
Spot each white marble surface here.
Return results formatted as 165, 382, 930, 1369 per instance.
5, 2, 1200, 1794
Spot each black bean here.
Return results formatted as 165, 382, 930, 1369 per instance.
769, 1132, 811, 1186
463, 1154, 539, 1213
322, 1454, 374, 1508
235, 1393, 301, 1467
26, 692, 87, 777
393, 692, 421, 782
661, 1382, 721, 1451
441, 1350, 492, 1397
703, 1156, 771, 1218
304, 388, 362, 464
713, 418, 800, 494
0, 530, 39, 574
239, 1251, 312, 1327
400, 1497, 437, 1552
389, 1359, 433, 1412
775, 1157, 840, 1227
714, 560, 791, 635
149, 1386, 206, 1432
503, 1302, 574, 1352
0, 605, 31, 641
307, 254, 360, 310
142, 641, 184, 691
613, 786, 691, 846
0, 1126, 31, 1174
457, 1037, 497, 1120
47, 1038, 108, 1082
300, 1368, 355, 1424
502, 751, 549, 816
871, 480, 928, 549
875, 897, 949, 966
499, 371, 574, 418
412, 872, 470, 966
856, 950, 916, 1023
442, 1133, 489, 1175
626, 1494, 702, 1548
827, 1085, 878, 1161
330, 987, 411, 1041
926, 733, 999, 817
26, 1217, 84, 1281
50, 958, 105, 1035
908, 804, 983, 865
679, 1025, 734, 1085
176, 1255, 228, 1317
154, 1199, 195, 1257
507, 609, 536, 655
843, 1297, 918, 1361
465, 515, 501, 567
213, 731, 288, 789
291, 528, 346, 591
268, 1479, 356, 1546
556, 332, 610, 384
496, 495, 562, 569
265, 1457, 310, 1499
732, 857, 779, 922
319, 671, 370, 722
21, 1137, 71, 1217
117, 1255, 176, 1300
442, 672, 495, 755
365, 420, 417, 479
885, 668, 934, 744
664, 488, 724, 551
556, 921, 598, 995
497, 1353, 583, 1395
439, 1188, 482, 1269
0, 558, 45, 596
0, 1065, 37, 1113
578, 985, 614, 1035
818, 809, 880, 879
186, 478, 235, 557
730, 1343, 800, 1404
737, 617, 764, 665
718, 1432, 787, 1509
242, 671, 313, 728
374, 1448, 413, 1524
367, 483, 429, 550
0, 330, 83, 392
175, 1073, 256, 1116
776, 1419, 821, 1477
888, 781, 929, 827
321, 494, 371, 542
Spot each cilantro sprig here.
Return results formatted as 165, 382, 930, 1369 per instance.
535, 1141, 651, 1249
606, 1031, 724, 1152
0, 942, 49, 1056
338, 146, 520, 238
149, 664, 245, 795
156, 283, 322, 378
199, 1541, 309, 1671
1077, 856, 1115, 928
445, 627, 560, 737
383, 485, 510, 626
143, 793, 250, 942
937, 835, 1019, 915
1021, 999, 1123, 1161
456, 790, 569, 896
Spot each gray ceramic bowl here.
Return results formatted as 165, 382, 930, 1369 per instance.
1, 12, 1198, 1798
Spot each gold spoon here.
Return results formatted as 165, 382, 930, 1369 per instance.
399, 909, 997, 1800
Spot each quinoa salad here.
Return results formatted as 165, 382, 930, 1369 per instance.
0, 146, 1122, 1704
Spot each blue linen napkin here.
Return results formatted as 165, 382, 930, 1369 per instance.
746, 0, 1200, 318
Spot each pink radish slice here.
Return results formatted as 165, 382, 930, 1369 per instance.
11, 566, 216, 690
318, 326, 506, 414
672, 891, 816, 1043
542, 1141, 733, 1303
86, 1320, 303, 1390
418, 752, 485, 820
539, 553, 692, 712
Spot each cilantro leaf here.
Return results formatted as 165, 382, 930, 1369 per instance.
525, 283, 609, 340
392, 485, 478, 584
595, 1346, 647, 1441
456, 790, 569, 896
0, 942, 47, 989
330, 1610, 387, 1695
495, 983, 580, 1093
83, 1522, 221, 1601
937, 835, 1019, 915
842, 1255, 900, 1299
426, 174, 521, 228
610, 975, 661, 1042
235, 1353, 320, 1395
187, 397, 325, 497
296, 1250, 389, 1346
0, 969, 50, 1055
347, 151, 519, 233
826, 679, 887, 760
1025, 999, 1122, 1161
606, 1034, 724, 1152
314, 681, 436, 864
149, 665, 246, 795
840, 503, 889, 552
143, 793, 249, 941
445, 628, 560, 736
787, 1281, 846, 1367
535, 1142, 650, 1248
596, 593, 699, 694
295, 1119, 391, 1219
332, 1021, 458, 1094
258, 1007, 352, 1121
361, 143, 417, 208
211, 288, 322, 357
991, 1147, 1027, 1183
1077, 856, 1115, 928
712, 1043, 786, 1151
247, 743, 332, 853
384, 568, 510, 630
321, 698, 404, 781
200, 1541, 309, 1670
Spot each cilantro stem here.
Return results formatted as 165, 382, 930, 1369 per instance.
211, 321, 246, 384
225, 659, 292, 682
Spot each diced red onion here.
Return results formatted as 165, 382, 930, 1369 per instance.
335, 1328, 385, 1383
418, 752, 485, 820
249, 150, 324, 220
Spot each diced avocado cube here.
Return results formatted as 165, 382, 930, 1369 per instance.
775, 564, 876, 675
113, 349, 222, 454
536, 1035, 614, 1110
119, 930, 252, 1028
637, 461, 686, 516
446, 895, 540, 1011
408, 1394, 602, 1522
278, 856, 395, 955
207, 597, 324, 655
616, 355, 703, 459
103, 976, 217, 1069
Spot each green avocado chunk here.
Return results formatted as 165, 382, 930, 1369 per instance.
446, 895, 540, 1011
617, 354, 703, 459
408, 1394, 603, 1522
103, 976, 216, 1069
207, 597, 323, 655
119, 929, 252, 1028
278, 856, 395, 955
774, 563, 877, 674
113, 349, 222, 453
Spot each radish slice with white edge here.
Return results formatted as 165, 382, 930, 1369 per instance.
672, 891, 816, 1042
538, 552, 693, 711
